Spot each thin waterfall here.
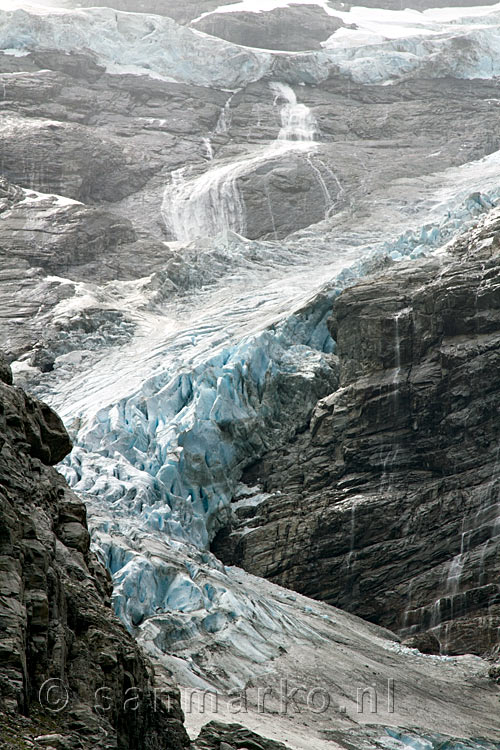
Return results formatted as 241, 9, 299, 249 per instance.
270, 82, 318, 142
161, 82, 319, 243
306, 156, 334, 220
392, 308, 408, 406
402, 465, 500, 642
202, 137, 214, 160
164, 164, 247, 243
379, 309, 409, 493
215, 90, 238, 135
344, 499, 357, 573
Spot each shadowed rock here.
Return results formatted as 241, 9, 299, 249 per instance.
0, 363, 189, 748
192, 721, 287, 750
192, 6, 345, 51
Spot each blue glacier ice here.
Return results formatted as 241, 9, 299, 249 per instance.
382, 728, 500, 750
55, 178, 500, 649
2, 4, 500, 87
0, 6, 272, 88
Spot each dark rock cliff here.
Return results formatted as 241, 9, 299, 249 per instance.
191, 5, 345, 51
191, 722, 287, 750
212, 208, 500, 657
0, 353, 189, 749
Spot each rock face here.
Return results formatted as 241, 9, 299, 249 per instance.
192, 721, 287, 750
3, 39, 500, 377
0, 115, 164, 205
238, 152, 336, 240
192, 6, 345, 51
212, 209, 500, 657
0, 354, 189, 749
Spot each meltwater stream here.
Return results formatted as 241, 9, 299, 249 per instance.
161, 83, 318, 242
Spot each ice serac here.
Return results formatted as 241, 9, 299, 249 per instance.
62, 289, 339, 554
4, 2, 500, 747
0, 7, 272, 88
2, 3, 500, 87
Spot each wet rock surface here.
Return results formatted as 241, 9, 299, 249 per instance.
3, 41, 500, 375
236, 151, 336, 240
213, 210, 500, 657
0, 358, 189, 749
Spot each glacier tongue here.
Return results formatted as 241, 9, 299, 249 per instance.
22, 141, 500, 749
64, 290, 340, 552
55, 168, 500, 641
43, 143, 500, 618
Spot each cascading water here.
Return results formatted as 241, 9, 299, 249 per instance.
379, 309, 410, 493
344, 498, 358, 573
215, 90, 238, 135
163, 163, 248, 242
161, 82, 319, 243
270, 81, 318, 142
402, 465, 500, 647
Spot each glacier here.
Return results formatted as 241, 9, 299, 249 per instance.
6, 4, 500, 744
2, 2, 500, 86
53, 159, 500, 646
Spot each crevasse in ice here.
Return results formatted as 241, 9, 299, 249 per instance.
58, 179, 500, 647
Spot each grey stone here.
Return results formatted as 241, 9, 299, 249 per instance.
192, 5, 345, 51
192, 721, 287, 750
0, 368, 189, 749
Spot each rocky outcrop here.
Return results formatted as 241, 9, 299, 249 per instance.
0, 180, 136, 277
192, 6, 345, 51
192, 722, 287, 750
212, 209, 500, 657
0, 115, 164, 205
0, 355, 189, 748
238, 152, 337, 240
0, 176, 145, 365
0, 63, 222, 208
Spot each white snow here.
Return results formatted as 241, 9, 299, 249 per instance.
104, 63, 179, 83
1, 2, 500, 85
2, 45, 29, 54
16, 187, 82, 206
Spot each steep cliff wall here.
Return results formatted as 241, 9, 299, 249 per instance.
213, 208, 500, 657
0, 354, 189, 749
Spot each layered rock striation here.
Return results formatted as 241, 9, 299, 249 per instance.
213, 208, 500, 657
0, 353, 189, 749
